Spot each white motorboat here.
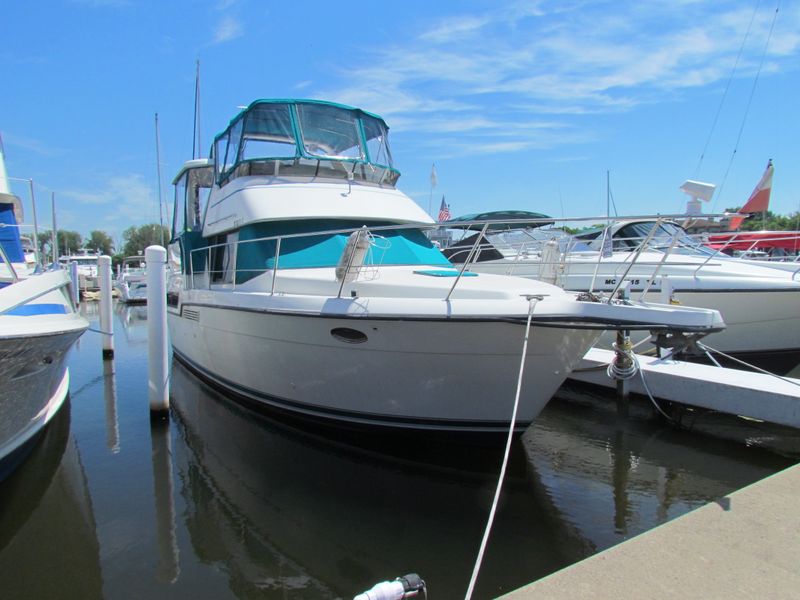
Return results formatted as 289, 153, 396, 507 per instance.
114, 255, 147, 304
166, 99, 723, 434
445, 215, 800, 372
59, 249, 101, 293
0, 190, 88, 480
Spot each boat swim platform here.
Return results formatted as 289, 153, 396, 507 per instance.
568, 348, 800, 429
500, 462, 800, 600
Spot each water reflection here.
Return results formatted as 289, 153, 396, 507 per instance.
150, 418, 179, 583
523, 390, 794, 550
0, 402, 103, 598
103, 359, 120, 453
115, 303, 148, 345
169, 359, 590, 599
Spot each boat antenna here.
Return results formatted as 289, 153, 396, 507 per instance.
691, 1, 760, 180
192, 59, 202, 159
711, 2, 780, 213
155, 113, 166, 246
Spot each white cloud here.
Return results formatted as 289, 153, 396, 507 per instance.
313, 0, 800, 153
213, 16, 243, 44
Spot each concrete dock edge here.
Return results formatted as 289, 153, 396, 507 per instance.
501, 463, 800, 599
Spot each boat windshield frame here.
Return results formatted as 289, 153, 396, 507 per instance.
612, 221, 717, 257
211, 100, 400, 188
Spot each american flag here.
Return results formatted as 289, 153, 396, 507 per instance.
438, 196, 450, 221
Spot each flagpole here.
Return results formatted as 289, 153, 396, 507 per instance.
428, 162, 437, 217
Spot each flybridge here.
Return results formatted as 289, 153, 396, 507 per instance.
210, 99, 401, 188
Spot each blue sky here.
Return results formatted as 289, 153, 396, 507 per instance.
2, 1, 798, 246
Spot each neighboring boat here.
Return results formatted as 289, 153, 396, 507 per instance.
445, 215, 800, 373
0, 195, 89, 480
114, 255, 147, 304
705, 230, 800, 272
58, 249, 101, 293
166, 99, 723, 434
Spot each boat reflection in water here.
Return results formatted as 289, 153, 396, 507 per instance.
169, 359, 791, 599
169, 358, 592, 599
0, 401, 103, 598
525, 384, 795, 551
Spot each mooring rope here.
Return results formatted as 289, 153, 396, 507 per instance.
464, 295, 541, 600
697, 341, 800, 388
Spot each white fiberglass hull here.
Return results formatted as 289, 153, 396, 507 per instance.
168, 296, 600, 433
604, 288, 800, 358
468, 258, 800, 362
0, 270, 88, 478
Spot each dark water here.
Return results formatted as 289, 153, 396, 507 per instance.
0, 303, 795, 600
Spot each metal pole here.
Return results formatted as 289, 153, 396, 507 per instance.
27, 179, 41, 267
70, 261, 80, 305
146, 245, 169, 414
155, 113, 165, 246
99, 255, 114, 359
51, 192, 59, 266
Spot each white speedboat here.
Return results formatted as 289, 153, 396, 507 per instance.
0, 193, 88, 480
445, 216, 800, 372
166, 100, 723, 434
59, 249, 101, 293
114, 255, 147, 304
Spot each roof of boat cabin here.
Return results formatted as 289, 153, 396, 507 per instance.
448, 210, 554, 230
222, 99, 389, 131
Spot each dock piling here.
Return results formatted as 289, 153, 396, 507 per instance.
99, 255, 114, 359
146, 245, 169, 414
69, 261, 79, 305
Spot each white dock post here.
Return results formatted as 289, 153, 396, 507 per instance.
659, 274, 673, 305
69, 260, 80, 305
146, 245, 169, 414
98, 255, 114, 359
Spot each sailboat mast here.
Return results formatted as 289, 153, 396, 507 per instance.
192, 59, 201, 159
51, 192, 59, 265
155, 113, 165, 246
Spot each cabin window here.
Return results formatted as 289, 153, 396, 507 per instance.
223, 119, 243, 175
209, 232, 238, 284
297, 104, 362, 159
214, 133, 229, 179
172, 174, 188, 239
241, 103, 297, 159
363, 117, 392, 167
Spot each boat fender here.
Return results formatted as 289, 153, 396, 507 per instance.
539, 239, 562, 285
336, 227, 371, 282
353, 573, 426, 600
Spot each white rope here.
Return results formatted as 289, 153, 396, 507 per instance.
697, 341, 800, 388
464, 295, 540, 600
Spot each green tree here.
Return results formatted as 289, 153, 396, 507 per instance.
121, 223, 170, 257
37, 229, 82, 258
86, 230, 115, 255
37, 229, 53, 260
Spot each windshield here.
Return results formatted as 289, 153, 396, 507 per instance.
614, 222, 716, 256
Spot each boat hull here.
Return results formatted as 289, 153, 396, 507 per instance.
595, 288, 800, 370
0, 330, 82, 480
168, 301, 600, 433
466, 260, 800, 368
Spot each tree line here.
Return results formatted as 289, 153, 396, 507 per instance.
35, 223, 170, 265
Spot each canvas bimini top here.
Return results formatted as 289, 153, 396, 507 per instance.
210, 99, 401, 188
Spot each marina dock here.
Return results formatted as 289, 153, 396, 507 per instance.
502, 461, 800, 599
570, 347, 800, 428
